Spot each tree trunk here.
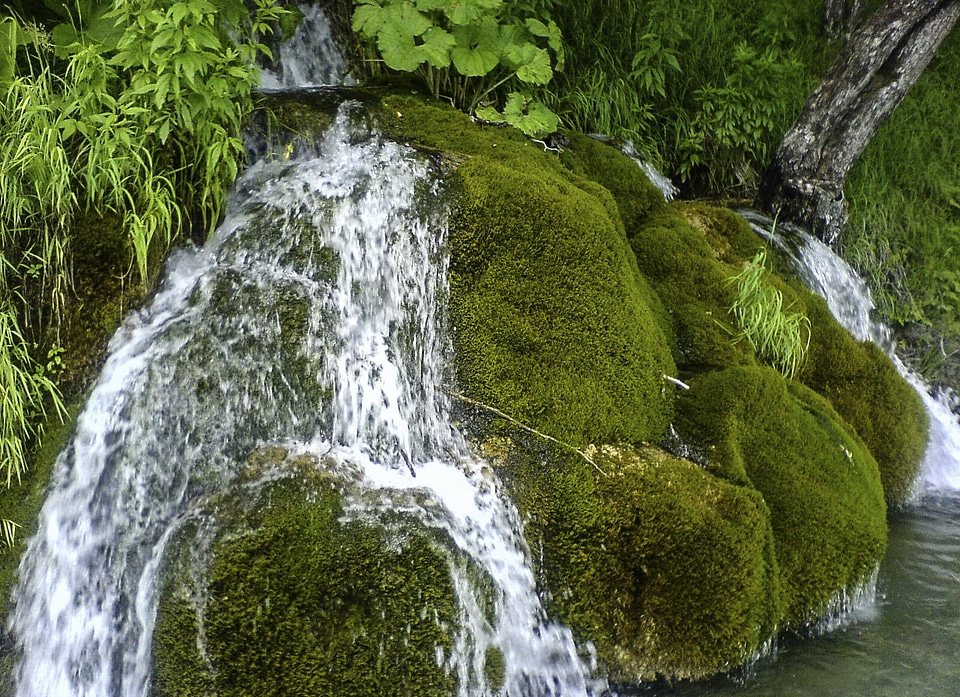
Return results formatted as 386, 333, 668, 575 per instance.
824, 0, 867, 41
756, 0, 960, 244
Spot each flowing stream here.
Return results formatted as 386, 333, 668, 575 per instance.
7, 8, 601, 692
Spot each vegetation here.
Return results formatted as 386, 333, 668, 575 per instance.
843, 28, 960, 387
0, 0, 949, 689
351, 0, 563, 135
152, 449, 461, 697
729, 248, 811, 379
0, 0, 286, 544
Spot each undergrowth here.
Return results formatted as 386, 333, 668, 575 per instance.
843, 28, 960, 385
0, 0, 286, 543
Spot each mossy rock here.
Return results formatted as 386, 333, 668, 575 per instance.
151, 454, 460, 697
675, 365, 888, 624
487, 434, 780, 681
629, 203, 762, 372
799, 296, 928, 507
376, 97, 676, 446
559, 133, 666, 231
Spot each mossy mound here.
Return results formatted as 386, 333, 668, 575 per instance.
151, 452, 460, 697
483, 433, 779, 681
558, 133, 666, 232
376, 97, 676, 446
675, 366, 888, 624
799, 297, 928, 507
628, 203, 763, 372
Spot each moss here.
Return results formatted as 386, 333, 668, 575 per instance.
152, 461, 461, 697
629, 203, 759, 372
375, 96, 676, 446
675, 365, 888, 624
799, 296, 928, 507
559, 132, 665, 231
488, 430, 780, 681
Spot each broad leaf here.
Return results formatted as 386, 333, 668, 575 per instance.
502, 91, 559, 137
514, 47, 552, 85
378, 29, 427, 72
420, 27, 455, 69
352, 4, 385, 37
474, 104, 506, 123
451, 44, 499, 77
381, 2, 432, 38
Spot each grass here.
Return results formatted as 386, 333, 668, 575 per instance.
843, 28, 960, 383
729, 249, 811, 379
543, 0, 826, 195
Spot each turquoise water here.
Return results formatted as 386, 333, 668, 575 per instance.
626, 494, 960, 697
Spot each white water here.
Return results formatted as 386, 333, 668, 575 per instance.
258, 5, 353, 89
8, 102, 600, 696
739, 210, 960, 493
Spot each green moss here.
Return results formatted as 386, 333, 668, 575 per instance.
152, 462, 461, 697
489, 432, 779, 681
800, 296, 928, 507
559, 133, 665, 231
675, 365, 888, 624
629, 203, 760, 371
372, 96, 676, 447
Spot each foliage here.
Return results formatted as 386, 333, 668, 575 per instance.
0, 0, 286, 548
728, 248, 811, 379
351, 0, 563, 135
843, 28, 960, 387
543, 0, 823, 195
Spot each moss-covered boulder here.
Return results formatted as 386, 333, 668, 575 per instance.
675, 366, 888, 623
628, 203, 764, 371
482, 433, 779, 681
377, 95, 676, 447
151, 450, 461, 697
558, 132, 666, 232
800, 297, 928, 507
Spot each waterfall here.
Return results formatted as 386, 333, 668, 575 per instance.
739, 210, 960, 493
258, 4, 353, 89
8, 88, 600, 697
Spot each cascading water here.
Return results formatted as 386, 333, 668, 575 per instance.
258, 4, 353, 89
739, 210, 960, 493
8, 81, 600, 697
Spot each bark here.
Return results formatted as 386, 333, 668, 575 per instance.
756, 0, 960, 244
824, 0, 867, 41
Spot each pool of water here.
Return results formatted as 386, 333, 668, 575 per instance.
622, 494, 960, 697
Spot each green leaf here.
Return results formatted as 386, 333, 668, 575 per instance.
524, 18, 549, 38
420, 27, 455, 68
451, 19, 500, 76
381, 2, 432, 38
514, 46, 552, 85
474, 105, 505, 123
501, 92, 559, 137
352, 4, 385, 36
451, 43, 499, 77
378, 29, 426, 72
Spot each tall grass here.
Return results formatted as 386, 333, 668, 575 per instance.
843, 28, 960, 381
0, 0, 286, 543
543, 0, 825, 195
729, 249, 811, 379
